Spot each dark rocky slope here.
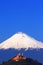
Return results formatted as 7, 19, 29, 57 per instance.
0, 58, 42, 65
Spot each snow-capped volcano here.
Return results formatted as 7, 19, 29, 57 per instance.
0, 32, 43, 64
0, 32, 43, 49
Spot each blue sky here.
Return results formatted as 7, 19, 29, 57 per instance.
0, 0, 43, 43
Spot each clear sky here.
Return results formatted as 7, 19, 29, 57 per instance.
0, 0, 43, 43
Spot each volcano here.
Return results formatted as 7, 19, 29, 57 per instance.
0, 32, 43, 64
0, 32, 43, 49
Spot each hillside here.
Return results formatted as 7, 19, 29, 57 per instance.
0, 54, 42, 65
1, 58, 42, 65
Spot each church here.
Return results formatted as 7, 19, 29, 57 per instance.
12, 53, 26, 61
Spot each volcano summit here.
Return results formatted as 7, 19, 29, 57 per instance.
0, 32, 43, 49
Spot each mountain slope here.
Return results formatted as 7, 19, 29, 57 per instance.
1, 58, 42, 65
0, 32, 43, 49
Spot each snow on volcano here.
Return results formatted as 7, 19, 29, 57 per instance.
0, 32, 43, 49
